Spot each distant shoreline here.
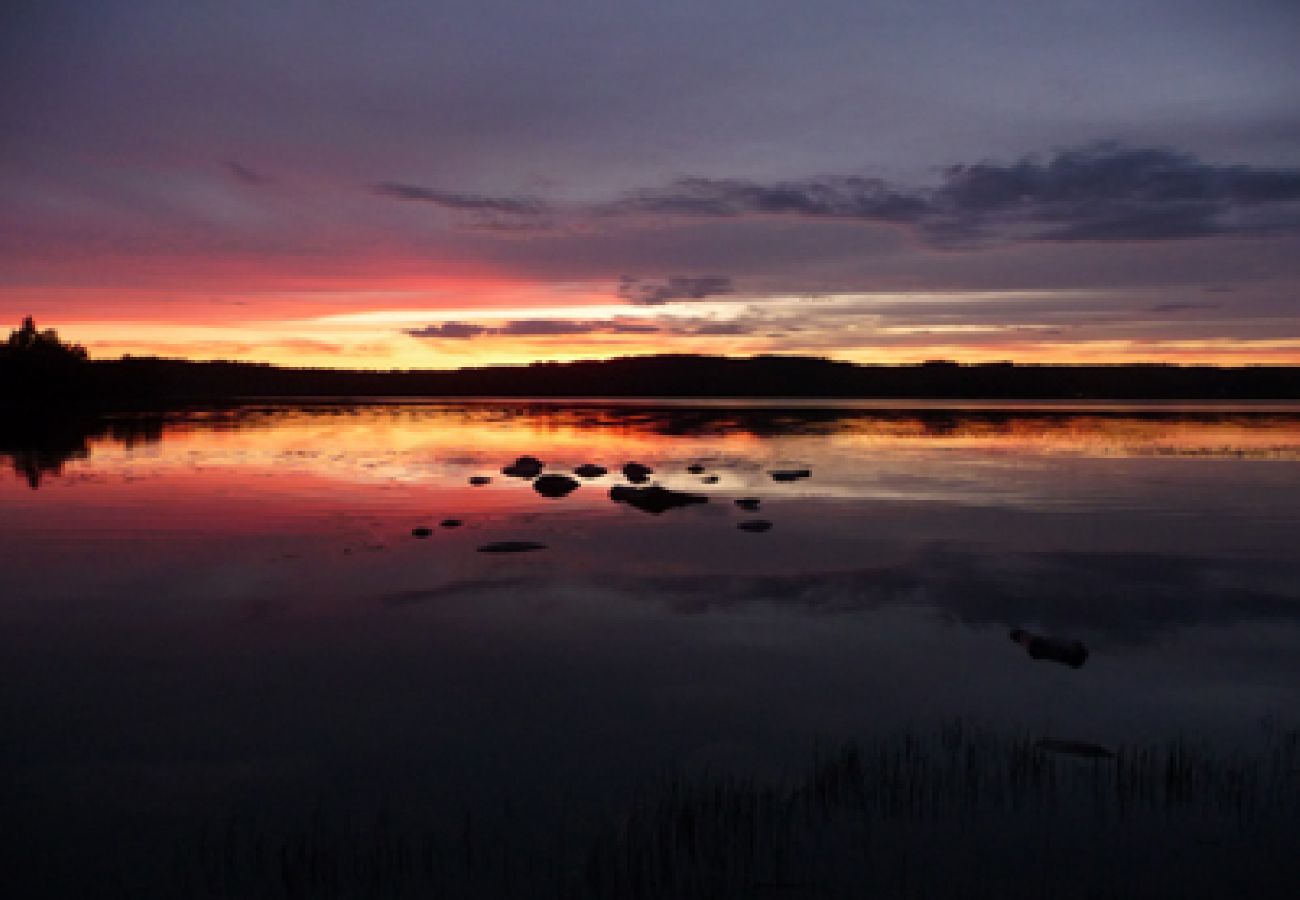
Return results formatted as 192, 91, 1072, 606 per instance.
189, 395, 1300, 413
4, 354, 1300, 414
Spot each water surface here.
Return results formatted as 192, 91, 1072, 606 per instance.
3, 401, 1298, 896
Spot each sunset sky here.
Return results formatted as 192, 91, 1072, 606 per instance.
2, 0, 1298, 368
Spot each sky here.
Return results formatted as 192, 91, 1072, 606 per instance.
2, 0, 1299, 368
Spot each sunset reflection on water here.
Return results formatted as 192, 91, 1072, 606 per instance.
2, 401, 1299, 897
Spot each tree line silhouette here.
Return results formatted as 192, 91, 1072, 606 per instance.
2, 317, 1299, 414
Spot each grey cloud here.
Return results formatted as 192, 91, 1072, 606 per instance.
1147, 301, 1221, 313
405, 322, 490, 339
604, 176, 928, 222
687, 319, 754, 336
373, 181, 549, 215
943, 144, 1300, 242
226, 161, 270, 185
623, 144, 1300, 244
405, 318, 663, 340
618, 275, 734, 305
496, 319, 660, 336
376, 144, 1300, 247
939, 144, 1300, 210
402, 315, 770, 341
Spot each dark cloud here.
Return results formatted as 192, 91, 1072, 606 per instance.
604, 176, 928, 222
936, 145, 1300, 242
405, 318, 663, 340
373, 182, 548, 215
226, 161, 270, 185
686, 319, 754, 336
404, 322, 489, 339
621, 145, 1300, 244
618, 275, 734, 305
375, 144, 1300, 247
1147, 301, 1221, 313
939, 144, 1300, 210
401, 315, 771, 341
496, 319, 660, 336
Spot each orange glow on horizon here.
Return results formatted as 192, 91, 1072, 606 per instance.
66, 329, 1300, 370
7, 283, 1297, 369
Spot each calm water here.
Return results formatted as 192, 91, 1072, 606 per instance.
3, 401, 1299, 897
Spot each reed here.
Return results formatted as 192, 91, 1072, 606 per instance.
175, 723, 1299, 899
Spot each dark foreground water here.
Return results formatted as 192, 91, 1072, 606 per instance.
2, 401, 1298, 898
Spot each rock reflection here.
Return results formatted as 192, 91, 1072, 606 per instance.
622, 461, 654, 483
1010, 628, 1089, 668
533, 473, 581, 498
609, 484, 709, 515
501, 455, 544, 478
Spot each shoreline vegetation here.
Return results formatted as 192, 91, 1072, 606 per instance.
161, 724, 1300, 899
2, 319, 1299, 415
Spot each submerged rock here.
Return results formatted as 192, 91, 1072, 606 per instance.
501, 455, 545, 478
737, 519, 772, 533
1010, 628, 1089, 669
769, 468, 811, 482
609, 484, 708, 515
573, 463, 607, 478
411, 526, 433, 538
477, 540, 547, 553
622, 461, 654, 484
439, 518, 464, 528
468, 475, 492, 486
735, 497, 761, 511
533, 474, 581, 498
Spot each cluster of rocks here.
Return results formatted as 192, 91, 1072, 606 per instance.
413, 456, 818, 550
411, 518, 463, 537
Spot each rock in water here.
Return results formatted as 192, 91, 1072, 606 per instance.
501, 455, 545, 478
735, 497, 761, 511
609, 485, 708, 515
701, 475, 720, 484
411, 526, 433, 538
1010, 628, 1089, 669
573, 464, 607, 478
468, 475, 492, 486
622, 461, 654, 484
737, 519, 772, 533
533, 474, 581, 498
439, 518, 464, 528
686, 463, 705, 474
769, 468, 811, 482
477, 541, 547, 553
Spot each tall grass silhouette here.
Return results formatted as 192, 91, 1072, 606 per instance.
173, 723, 1299, 899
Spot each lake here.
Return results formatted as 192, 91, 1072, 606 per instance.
3, 401, 1298, 898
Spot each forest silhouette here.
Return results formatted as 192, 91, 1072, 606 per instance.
2, 317, 1298, 416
